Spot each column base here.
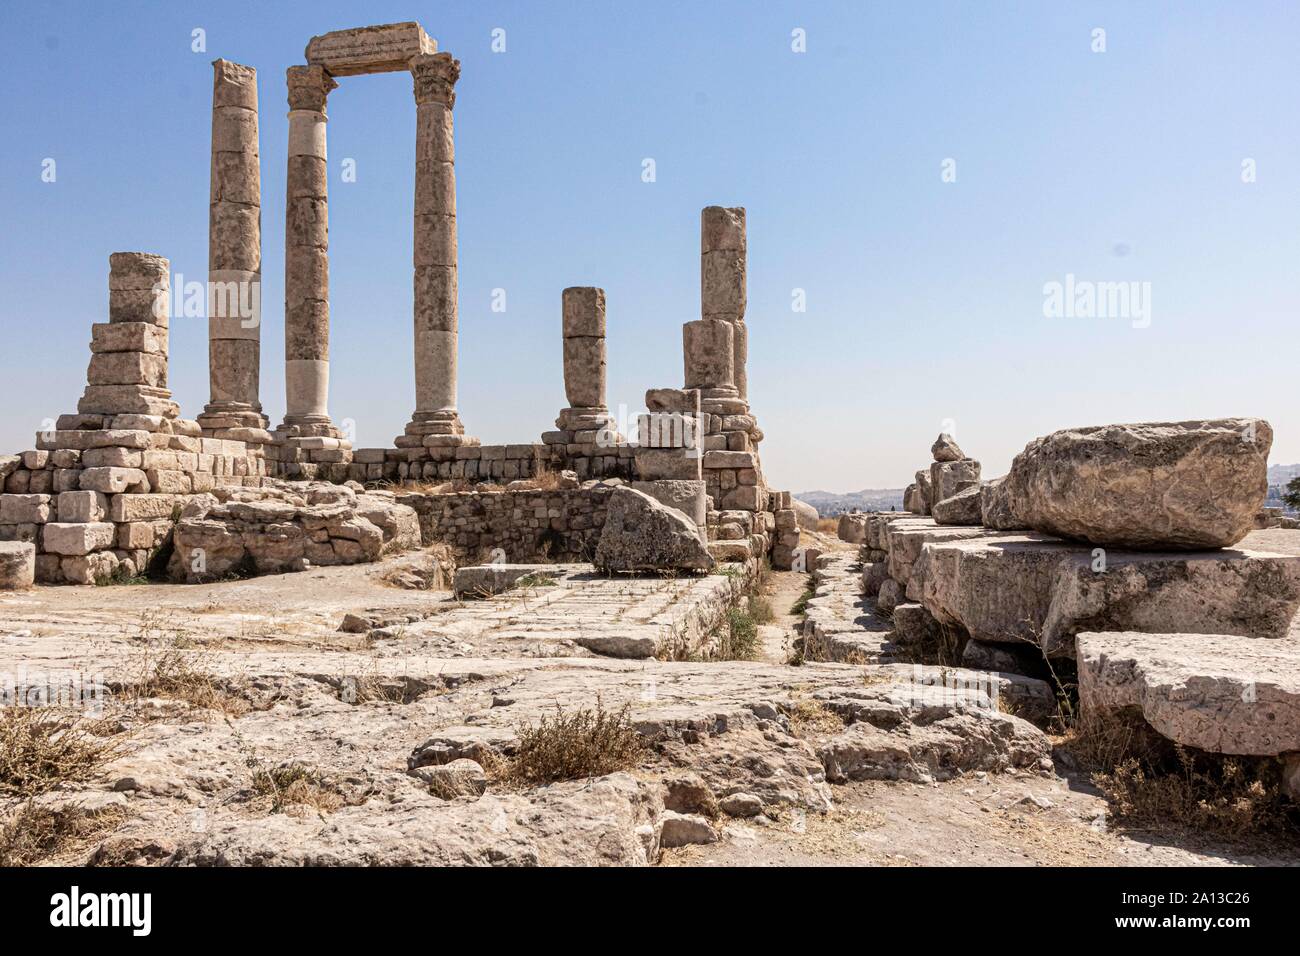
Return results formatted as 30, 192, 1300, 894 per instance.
394, 409, 475, 448
198, 404, 273, 444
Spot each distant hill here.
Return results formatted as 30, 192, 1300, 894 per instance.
794, 488, 906, 516
1269, 463, 1300, 485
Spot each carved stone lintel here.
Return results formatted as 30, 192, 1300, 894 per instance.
286, 65, 337, 112
410, 52, 460, 108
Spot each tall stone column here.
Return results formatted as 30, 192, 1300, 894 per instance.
198, 59, 270, 442
701, 206, 747, 401
561, 287, 607, 410
278, 64, 342, 440
398, 52, 470, 448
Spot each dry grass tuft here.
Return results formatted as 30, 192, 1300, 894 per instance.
0, 800, 128, 866
127, 643, 249, 717
816, 517, 839, 534
785, 698, 847, 736
501, 700, 645, 786
250, 763, 345, 814
1094, 747, 1296, 840
0, 709, 125, 798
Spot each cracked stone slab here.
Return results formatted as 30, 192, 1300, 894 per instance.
1077, 631, 1300, 756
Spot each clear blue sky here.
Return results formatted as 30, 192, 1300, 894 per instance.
1, 1, 1296, 492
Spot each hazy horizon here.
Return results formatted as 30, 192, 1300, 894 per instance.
2, 1, 1297, 492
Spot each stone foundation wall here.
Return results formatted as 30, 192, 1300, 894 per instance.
326, 442, 637, 486
1, 443, 268, 585
394, 485, 614, 564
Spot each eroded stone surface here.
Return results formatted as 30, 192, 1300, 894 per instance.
1077, 631, 1300, 756
999, 419, 1271, 550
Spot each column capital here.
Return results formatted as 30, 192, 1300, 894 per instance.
286, 65, 337, 112
410, 52, 460, 107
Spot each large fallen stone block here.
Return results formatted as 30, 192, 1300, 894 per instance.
1077, 631, 1300, 757
594, 487, 714, 573
998, 418, 1271, 549
0, 541, 36, 589
931, 484, 983, 526
630, 479, 706, 529
912, 533, 1300, 657
836, 513, 868, 544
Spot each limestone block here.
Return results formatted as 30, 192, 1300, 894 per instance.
998, 418, 1271, 550
701, 205, 745, 253
701, 250, 745, 320
0, 494, 52, 524
146, 470, 193, 494
108, 494, 178, 522
213, 58, 258, 111
77, 387, 177, 418
633, 447, 702, 482
42, 522, 116, 556
721, 486, 762, 511
80, 447, 144, 469
645, 388, 700, 414
21, 450, 47, 470
912, 532, 1300, 657
52, 469, 82, 493
561, 287, 606, 338
1078, 631, 1300, 757
108, 287, 169, 326
87, 350, 168, 386
80, 468, 148, 494
56, 491, 108, 523
61, 551, 118, 585
108, 253, 169, 292
932, 433, 964, 462
630, 479, 707, 528
683, 319, 734, 389
91, 322, 168, 354
208, 339, 260, 405
305, 21, 436, 76
211, 149, 261, 205
0, 542, 36, 590
929, 458, 980, 505
413, 213, 456, 268
931, 484, 983, 526
703, 450, 757, 470
412, 265, 456, 333
563, 337, 606, 409
117, 519, 172, 550
211, 101, 258, 153
637, 412, 699, 450
594, 487, 714, 573
210, 202, 262, 273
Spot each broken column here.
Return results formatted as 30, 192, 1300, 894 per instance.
701, 206, 747, 400
398, 52, 471, 448
542, 288, 625, 477
277, 64, 343, 442
198, 59, 270, 443
79, 254, 178, 420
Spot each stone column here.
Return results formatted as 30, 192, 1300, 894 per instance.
399, 52, 470, 447
561, 287, 607, 410
682, 319, 735, 393
701, 206, 747, 400
198, 59, 270, 441
278, 64, 341, 439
